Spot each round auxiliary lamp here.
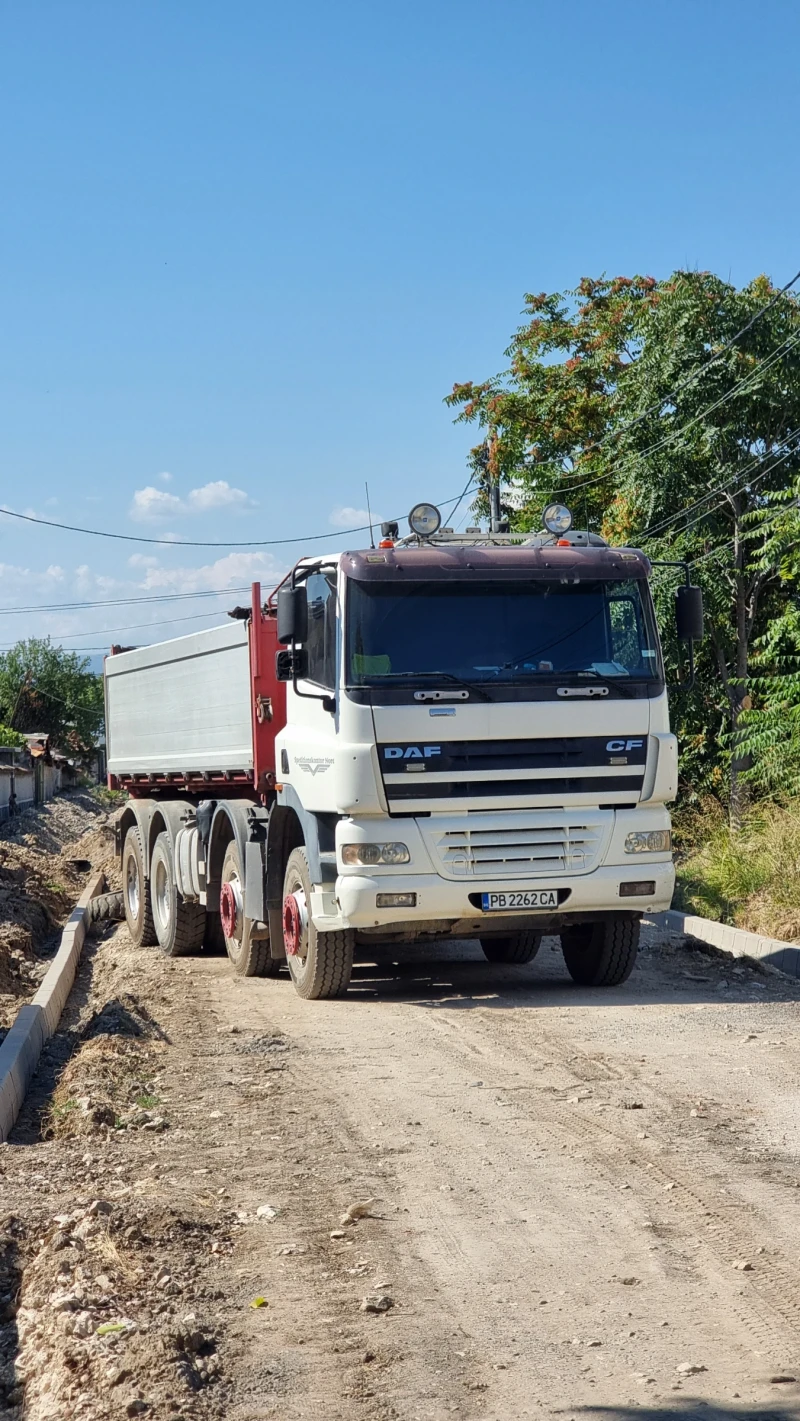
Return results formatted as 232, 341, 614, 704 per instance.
542, 502, 573, 536
408, 502, 442, 538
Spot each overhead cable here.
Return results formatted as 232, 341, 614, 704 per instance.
0, 486, 469, 550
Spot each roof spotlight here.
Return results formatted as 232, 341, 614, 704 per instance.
542, 502, 573, 536
408, 502, 442, 537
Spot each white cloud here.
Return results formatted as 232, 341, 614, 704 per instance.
128, 553, 160, 569
137, 550, 285, 595
129, 480, 254, 522
329, 505, 381, 529
46, 565, 64, 581
159, 471, 173, 483
130, 486, 184, 522
187, 481, 252, 512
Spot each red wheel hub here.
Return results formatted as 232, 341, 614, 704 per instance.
283, 893, 303, 956
220, 881, 238, 939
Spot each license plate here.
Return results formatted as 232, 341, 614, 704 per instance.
480, 889, 558, 912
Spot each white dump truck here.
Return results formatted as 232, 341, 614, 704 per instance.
104, 501, 703, 998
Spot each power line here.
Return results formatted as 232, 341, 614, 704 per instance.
0, 486, 468, 550
551, 266, 800, 473
0, 586, 252, 617
19, 607, 231, 644
639, 432, 800, 544
550, 326, 800, 498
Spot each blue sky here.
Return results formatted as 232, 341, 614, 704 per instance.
1, 0, 799, 659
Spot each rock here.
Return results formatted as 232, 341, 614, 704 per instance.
770, 1375, 797, 1384
621, 1277, 640, 1286
360, 1293, 393, 1314
256, 1204, 279, 1221
70, 1310, 95, 1337
732, 1260, 754, 1271
50, 1292, 81, 1313
663, 1182, 676, 1191
126, 1402, 150, 1416
676, 1363, 707, 1375
330, 1230, 346, 1239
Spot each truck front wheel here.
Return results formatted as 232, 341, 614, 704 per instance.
220, 841, 279, 977
151, 831, 206, 958
480, 932, 542, 964
283, 848, 354, 999
122, 826, 157, 947
560, 918, 640, 987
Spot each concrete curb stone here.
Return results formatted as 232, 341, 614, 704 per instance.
652, 908, 800, 979
0, 870, 106, 1143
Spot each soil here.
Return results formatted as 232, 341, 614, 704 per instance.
0, 792, 120, 1029
4, 841, 800, 1417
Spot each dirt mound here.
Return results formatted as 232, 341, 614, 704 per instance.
13, 1198, 231, 1419
0, 791, 120, 1028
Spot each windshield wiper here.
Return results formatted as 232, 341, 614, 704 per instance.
362, 670, 492, 702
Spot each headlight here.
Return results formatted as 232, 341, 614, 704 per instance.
624, 830, 672, 854
341, 842, 411, 866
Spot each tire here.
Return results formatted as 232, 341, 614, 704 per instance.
87, 890, 125, 933
560, 917, 640, 987
151, 831, 206, 957
283, 847, 354, 999
122, 827, 157, 947
220, 841, 280, 977
480, 932, 542, 965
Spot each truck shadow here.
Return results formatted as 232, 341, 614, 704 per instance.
342, 934, 800, 1009
575, 1404, 800, 1421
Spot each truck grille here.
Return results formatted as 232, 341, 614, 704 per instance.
425, 812, 610, 879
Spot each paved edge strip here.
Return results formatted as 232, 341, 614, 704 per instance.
0, 870, 106, 1142
650, 909, 800, 980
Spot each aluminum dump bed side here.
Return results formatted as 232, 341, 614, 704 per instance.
105, 621, 253, 779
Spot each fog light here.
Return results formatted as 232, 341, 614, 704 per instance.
342, 842, 410, 866
376, 892, 417, 909
624, 830, 672, 854
619, 880, 656, 897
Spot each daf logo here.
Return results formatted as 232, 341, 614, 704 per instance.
384, 746, 442, 760
606, 739, 644, 752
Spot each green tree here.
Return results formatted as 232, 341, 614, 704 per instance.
447, 271, 800, 823
0, 639, 105, 751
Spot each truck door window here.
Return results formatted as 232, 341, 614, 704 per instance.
304, 572, 337, 690
607, 596, 643, 672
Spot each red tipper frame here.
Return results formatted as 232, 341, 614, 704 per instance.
248, 581, 287, 799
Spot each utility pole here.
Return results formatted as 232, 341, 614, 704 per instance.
482, 426, 502, 533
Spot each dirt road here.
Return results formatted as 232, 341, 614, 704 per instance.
5, 917, 800, 1420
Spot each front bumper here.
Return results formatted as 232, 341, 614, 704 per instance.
313, 860, 675, 931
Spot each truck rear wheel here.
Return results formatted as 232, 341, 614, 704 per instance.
560, 918, 640, 987
480, 932, 542, 964
151, 831, 206, 957
220, 841, 279, 977
122, 826, 157, 947
283, 847, 354, 999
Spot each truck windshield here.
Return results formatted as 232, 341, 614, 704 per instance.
346, 578, 662, 685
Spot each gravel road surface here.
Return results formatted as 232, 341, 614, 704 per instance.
4, 918, 800, 1421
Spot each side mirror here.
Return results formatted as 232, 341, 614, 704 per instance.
277, 586, 308, 645
275, 648, 309, 682
676, 584, 704, 643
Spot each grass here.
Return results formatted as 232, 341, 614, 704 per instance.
135, 1093, 161, 1110
674, 797, 800, 943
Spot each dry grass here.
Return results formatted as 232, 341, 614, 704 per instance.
45, 1033, 164, 1139
675, 798, 800, 943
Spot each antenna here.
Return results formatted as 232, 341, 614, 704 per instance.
365, 481, 376, 548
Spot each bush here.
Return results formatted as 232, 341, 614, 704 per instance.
0, 723, 26, 748
675, 799, 800, 942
